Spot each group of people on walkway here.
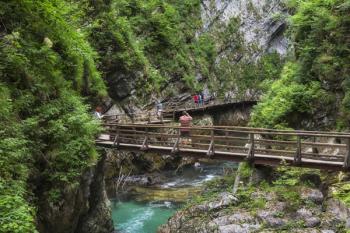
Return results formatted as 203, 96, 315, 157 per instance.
193, 93, 204, 107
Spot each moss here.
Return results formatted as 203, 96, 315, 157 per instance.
331, 182, 350, 208
239, 162, 254, 179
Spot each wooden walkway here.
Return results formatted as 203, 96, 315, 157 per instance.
96, 123, 350, 171
102, 100, 256, 124
162, 100, 257, 119
102, 112, 171, 125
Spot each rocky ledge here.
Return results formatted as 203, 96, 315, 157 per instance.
158, 166, 350, 233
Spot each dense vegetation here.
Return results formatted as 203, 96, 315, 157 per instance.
0, 1, 104, 232
1, 0, 349, 232
251, 0, 350, 130
76, 0, 215, 100
0, 0, 213, 232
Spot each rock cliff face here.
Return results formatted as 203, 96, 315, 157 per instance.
201, 0, 288, 57
106, 0, 288, 106
37, 154, 114, 233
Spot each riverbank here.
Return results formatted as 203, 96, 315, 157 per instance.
159, 163, 350, 233
109, 161, 236, 232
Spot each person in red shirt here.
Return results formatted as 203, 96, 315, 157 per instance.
193, 94, 199, 107
179, 111, 193, 145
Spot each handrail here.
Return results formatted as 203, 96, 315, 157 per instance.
99, 122, 350, 170
102, 123, 350, 138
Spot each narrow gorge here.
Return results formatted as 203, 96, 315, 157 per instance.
0, 0, 349, 233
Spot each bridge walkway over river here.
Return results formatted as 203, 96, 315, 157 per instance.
96, 123, 350, 171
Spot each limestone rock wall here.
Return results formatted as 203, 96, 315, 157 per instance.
37, 153, 114, 233
201, 0, 288, 57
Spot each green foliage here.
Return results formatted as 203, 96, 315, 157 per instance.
251, 62, 328, 128
0, 0, 106, 231
332, 182, 350, 207
82, 0, 212, 96
0, 85, 37, 233
251, 0, 350, 129
239, 162, 254, 179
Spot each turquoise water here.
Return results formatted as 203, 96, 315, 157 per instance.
111, 200, 179, 233
111, 162, 237, 233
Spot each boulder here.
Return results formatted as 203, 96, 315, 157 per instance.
300, 188, 324, 204
326, 199, 350, 228
218, 223, 260, 233
305, 217, 321, 228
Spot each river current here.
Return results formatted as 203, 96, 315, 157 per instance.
111, 162, 236, 233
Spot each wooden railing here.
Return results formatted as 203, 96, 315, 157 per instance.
102, 100, 253, 123
97, 123, 350, 171
163, 98, 220, 113
102, 111, 171, 124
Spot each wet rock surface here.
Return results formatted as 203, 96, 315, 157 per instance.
37, 154, 114, 233
159, 186, 349, 233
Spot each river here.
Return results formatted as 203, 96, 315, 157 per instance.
110, 162, 236, 233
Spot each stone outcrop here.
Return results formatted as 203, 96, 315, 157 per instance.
37, 153, 114, 233
201, 0, 288, 57
158, 168, 350, 233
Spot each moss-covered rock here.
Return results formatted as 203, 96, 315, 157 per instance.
159, 165, 350, 233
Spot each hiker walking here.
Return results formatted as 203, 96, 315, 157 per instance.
179, 111, 193, 144
193, 94, 199, 107
155, 99, 163, 119
94, 106, 103, 119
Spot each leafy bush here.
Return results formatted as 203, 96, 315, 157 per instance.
0, 0, 106, 231
251, 0, 350, 129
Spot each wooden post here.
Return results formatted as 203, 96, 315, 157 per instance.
148, 112, 151, 124
173, 103, 177, 121
312, 136, 318, 154
344, 138, 350, 169
247, 133, 254, 162
116, 115, 119, 123
172, 128, 180, 154
160, 112, 163, 123
141, 127, 149, 151
207, 128, 215, 157
294, 135, 302, 165
113, 126, 120, 148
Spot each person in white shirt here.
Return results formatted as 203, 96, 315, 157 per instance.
94, 106, 103, 119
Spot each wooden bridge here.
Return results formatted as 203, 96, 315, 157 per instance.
102, 100, 257, 124
96, 123, 350, 171
162, 100, 257, 120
